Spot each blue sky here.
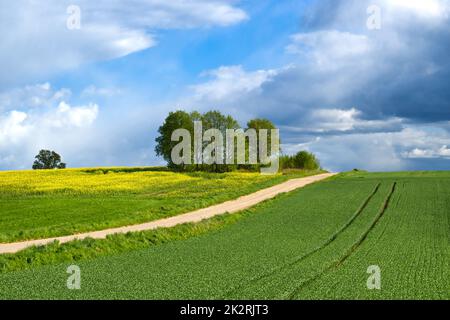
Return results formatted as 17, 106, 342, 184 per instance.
1, 0, 450, 171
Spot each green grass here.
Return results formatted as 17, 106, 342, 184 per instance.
0, 171, 448, 299
297, 177, 450, 299
0, 212, 247, 274
0, 168, 322, 242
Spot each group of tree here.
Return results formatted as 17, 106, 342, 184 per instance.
155, 110, 277, 173
155, 110, 321, 173
32, 150, 66, 170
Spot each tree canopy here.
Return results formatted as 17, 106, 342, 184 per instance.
155, 110, 196, 169
32, 150, 66, 170
155, 110, 279, 172
280, 151, 321, 170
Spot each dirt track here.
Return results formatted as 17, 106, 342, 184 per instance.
0, 173, 336, 254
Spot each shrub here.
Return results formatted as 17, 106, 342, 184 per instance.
280, 151, 320, 170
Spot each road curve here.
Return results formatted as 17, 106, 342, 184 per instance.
0, 173, 336, 254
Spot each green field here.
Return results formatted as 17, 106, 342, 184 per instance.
0, 168, 307, 242
0, 171, 448, 299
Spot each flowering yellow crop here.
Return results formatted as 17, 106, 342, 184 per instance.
0, 167, 280, 196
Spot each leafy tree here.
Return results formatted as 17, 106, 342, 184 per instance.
155, 110, 195, 170
32, 150, 66, 170
202, 111, 240, 132
247, 118, 276, 132
155, 111, 287, 173
246, 118, 278, 171
155, 110, 241, 172
292, 151, 320, 170
280, 155, 294, 169
201, 110, 240, 172
280, 151, 321, 170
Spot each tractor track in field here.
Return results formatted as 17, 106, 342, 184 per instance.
222, 182, 382, 298
287, 182, 397, 299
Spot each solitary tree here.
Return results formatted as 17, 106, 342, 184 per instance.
32, 150, 66, 170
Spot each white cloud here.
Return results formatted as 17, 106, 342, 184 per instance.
388, 0, 449, 18
80, 0, 248, 29
439, 145, 450, 156
403, 145, 450, 158
281, 108, 404, 134
0, 111, 30, 146
0, 101, 99, 148
0, 0, 248, 87
46, 102, 99, 128
191, 65, 278, 100
0, 83, 100, 169
286, 31, 372, 70
312, 108, 364, 131
305, 133, 406, 172
0, 83, 71, 112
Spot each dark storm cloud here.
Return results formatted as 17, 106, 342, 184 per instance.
277, 0, 449, 126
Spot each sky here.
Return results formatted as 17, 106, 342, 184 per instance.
1, 0, 450, 172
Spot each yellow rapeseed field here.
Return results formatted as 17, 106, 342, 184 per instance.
0, 167, 283, 195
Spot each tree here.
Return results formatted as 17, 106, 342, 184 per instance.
247, 118, 276, 132
155, 110, 241, 172
292, 151, 320, 170
202, 111, 240, 132
32, 150, 66, 170
280, 151, 321, 170
201, 110, 240, 172
155, 110, 196, 170
246, 118, 278, 170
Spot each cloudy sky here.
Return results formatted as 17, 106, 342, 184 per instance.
1, 0, 450, 172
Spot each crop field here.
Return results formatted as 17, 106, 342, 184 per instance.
0, 167, 304, 242
0, 171, 448, 299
